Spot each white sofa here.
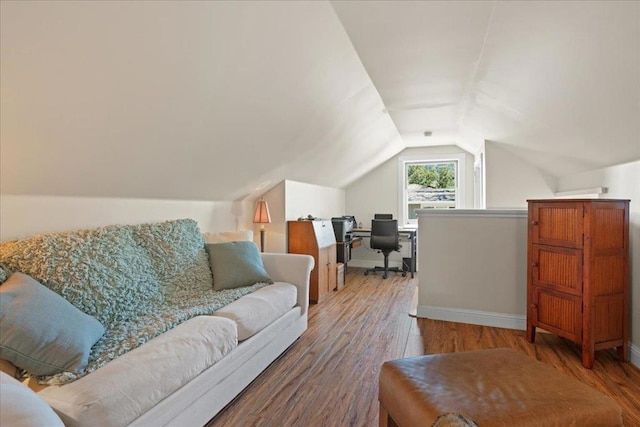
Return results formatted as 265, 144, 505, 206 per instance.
0, 221, 314, 426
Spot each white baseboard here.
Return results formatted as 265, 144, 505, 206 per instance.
630, 342, 640, 369
416, 305, 526, 330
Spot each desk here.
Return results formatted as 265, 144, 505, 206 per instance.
352, 228, 417, 278
336, 236, 363, 283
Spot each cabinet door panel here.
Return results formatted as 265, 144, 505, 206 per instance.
592, 254, 625, 296
533, 287, 582, 343
593, 295, 624, 344
530, 202, 583, 248
591, 202, 627, 251
531, 244, 582, 296
317, 250, 328, 297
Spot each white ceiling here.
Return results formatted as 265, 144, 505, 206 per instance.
334, 1, 640, 176
1, 1, 638, 201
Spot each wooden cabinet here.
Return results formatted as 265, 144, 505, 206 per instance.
288, 220, 337, 303
526, 199, 630, 368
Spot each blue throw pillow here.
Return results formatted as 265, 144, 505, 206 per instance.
206, 241, 273, 291
0, 273, 105, 376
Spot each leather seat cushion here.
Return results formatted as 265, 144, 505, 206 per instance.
379, 348, 622, 427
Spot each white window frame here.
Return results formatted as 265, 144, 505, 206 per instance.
398, 153, 466, 227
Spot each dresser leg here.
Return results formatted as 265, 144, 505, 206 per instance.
582, 345, 594, 369
526, 325, 536, 343
379, 405, 398, 427
617, 344, 628, 362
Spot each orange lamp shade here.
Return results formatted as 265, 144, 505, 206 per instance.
253, 199, 271, 224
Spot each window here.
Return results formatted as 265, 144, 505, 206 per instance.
399, 154, 465, 226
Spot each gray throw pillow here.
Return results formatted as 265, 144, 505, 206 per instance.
0, 273, 105, 376
206, 241, 273, 291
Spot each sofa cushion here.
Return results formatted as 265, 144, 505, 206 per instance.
39, 315, 238, 427
214, 282, 297, 340
0, 273, 105, 376
206, 241, 273, 291
0, 372, 65, 427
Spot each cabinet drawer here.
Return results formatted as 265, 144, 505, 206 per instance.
530, 287, 582, 343
531, 244, 583, 296
529, 202, 583, 248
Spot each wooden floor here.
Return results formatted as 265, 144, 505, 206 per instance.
209, 267, 640, 426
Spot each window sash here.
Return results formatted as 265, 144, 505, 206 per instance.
399, 154, 465, 227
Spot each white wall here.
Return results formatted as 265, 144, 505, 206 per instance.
417, 210, 528, 329
557, 160, 640, 366
0, 1, 402, 202
261, 180, 345, 254
484, 141, 556, 208
345, 145, 474, 267
0, 195, 253, 241
261, 182, 287, 254
0, 181, 345, 257
346, 146, 475, 222
284, 180, 345, 222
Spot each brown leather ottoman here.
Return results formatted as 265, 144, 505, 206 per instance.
379, 348, 622, 426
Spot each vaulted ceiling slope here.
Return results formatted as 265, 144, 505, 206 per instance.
1, 1, 638, 202
333, 1, 640, 177
0, 1, 403, 201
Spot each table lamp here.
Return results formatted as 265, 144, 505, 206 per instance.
253, 198, 271, 252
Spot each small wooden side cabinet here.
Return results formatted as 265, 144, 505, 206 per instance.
287, 220, 337, 304
526, 199, 630, 368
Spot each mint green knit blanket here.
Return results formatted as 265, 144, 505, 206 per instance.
0, 219, 267, 385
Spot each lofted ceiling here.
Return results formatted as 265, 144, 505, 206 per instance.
1, 1, 638, 202
333, 1, 640, 177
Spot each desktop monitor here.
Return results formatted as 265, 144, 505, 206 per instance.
374, 213, 393, 220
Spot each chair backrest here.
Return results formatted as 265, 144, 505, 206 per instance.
374, 213, 393, 220
370, 219, 400, 251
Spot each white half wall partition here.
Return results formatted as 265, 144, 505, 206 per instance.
416, 208, 528, 330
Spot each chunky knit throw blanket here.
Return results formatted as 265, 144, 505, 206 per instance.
0, 219, 267, 385
43, 281, 266, 385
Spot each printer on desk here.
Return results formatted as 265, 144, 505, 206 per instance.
331, 216, 359, 272
331, 215, 355, 242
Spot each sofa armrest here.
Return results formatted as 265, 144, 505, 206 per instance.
261, 253, 314, 315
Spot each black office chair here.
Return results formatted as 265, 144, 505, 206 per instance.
374, 213, 393, 220
364, 219, 406, 279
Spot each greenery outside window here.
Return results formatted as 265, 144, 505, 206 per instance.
399, 154, 465, 226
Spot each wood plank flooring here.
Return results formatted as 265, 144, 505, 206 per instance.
208, 267, 640, 426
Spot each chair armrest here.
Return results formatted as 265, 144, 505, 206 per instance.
261, 253, 314, 315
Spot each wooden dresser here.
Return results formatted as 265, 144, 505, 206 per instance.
287, 220, 337, 304
526, 199, 630, 368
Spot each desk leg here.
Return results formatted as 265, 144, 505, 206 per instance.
343, 261, 347, 283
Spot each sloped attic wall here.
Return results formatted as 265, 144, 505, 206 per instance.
333, 1, 640, 179
0, 1, 402, 203
484, 141, 556, 208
